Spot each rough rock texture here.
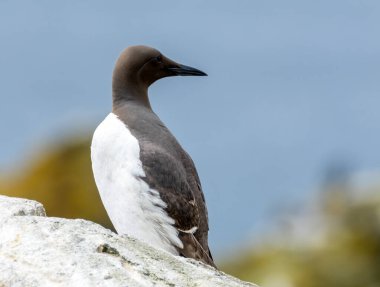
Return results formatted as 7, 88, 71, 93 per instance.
0, 195, 257, 287
0, 195, 46, 218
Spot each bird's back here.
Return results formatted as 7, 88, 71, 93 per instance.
92, 102, 214, 266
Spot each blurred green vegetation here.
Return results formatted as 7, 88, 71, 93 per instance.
1, 135, 380, 287
220, 181, 380, 287
0, 135, 114, 231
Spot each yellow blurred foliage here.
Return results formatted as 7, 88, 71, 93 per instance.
0, 135, 114, 231
220, 181, 380, 287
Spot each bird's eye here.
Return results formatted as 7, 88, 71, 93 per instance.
155, 55, 162, 62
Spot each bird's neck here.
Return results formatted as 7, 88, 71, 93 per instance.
112, 80, 152, 111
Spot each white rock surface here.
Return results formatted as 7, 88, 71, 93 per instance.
0, 195, 257, 287
0, 195, 46, 219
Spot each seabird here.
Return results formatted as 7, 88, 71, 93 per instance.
91, 45, 215, 267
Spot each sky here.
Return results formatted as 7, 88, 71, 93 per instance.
1, 1, 380, 255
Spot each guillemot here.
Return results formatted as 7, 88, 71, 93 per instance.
91, 45, 215, 267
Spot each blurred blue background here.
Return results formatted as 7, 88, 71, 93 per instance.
1, 0, 380, 261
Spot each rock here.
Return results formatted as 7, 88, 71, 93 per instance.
0, 195, 46, 219
0, 195, 257, 287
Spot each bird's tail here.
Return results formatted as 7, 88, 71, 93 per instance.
177, 232, 217, 269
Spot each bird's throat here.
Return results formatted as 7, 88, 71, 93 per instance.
112, 82, 151, 111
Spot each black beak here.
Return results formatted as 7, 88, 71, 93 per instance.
168, 64, 207, 76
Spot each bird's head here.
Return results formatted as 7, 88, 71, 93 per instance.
112, 45, 207, 106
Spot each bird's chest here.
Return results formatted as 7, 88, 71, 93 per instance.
90, 113, 181, 254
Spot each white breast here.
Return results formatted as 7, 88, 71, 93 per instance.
91, 113, 183, 254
